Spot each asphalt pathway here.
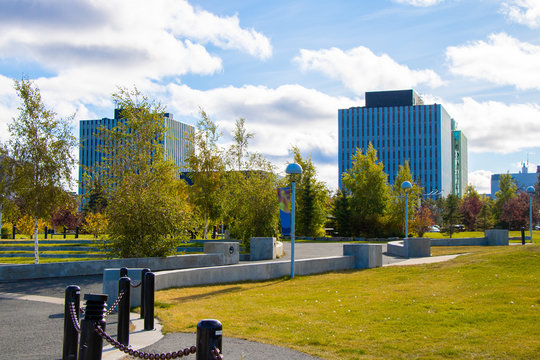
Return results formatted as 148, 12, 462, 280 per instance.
0, 242, 456, 359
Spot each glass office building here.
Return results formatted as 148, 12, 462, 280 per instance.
79, 109, 194, 200
339, 89, 467, 197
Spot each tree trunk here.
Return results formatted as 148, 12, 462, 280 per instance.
33, 216, 39, 264
204, 212, 208, 240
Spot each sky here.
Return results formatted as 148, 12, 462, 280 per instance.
1, 0, 539, 194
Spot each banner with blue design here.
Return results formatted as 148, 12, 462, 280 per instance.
277, 187, 291, 236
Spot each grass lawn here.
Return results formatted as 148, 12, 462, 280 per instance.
424, 230, 540, 243
154, 245, 540, 360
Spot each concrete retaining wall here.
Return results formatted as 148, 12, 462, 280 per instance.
250, 237, 276, 261
155, 256, 355, 291
430, 238, 488, 246
0, 253, 229, 281
387, 238, 430, 258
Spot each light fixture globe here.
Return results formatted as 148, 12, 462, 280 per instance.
527, 186, 535, 194
401, 181, 412, 190
286, 163, 303, 175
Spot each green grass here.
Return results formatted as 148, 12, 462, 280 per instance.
154, 245, 540, 360
424, 230, 540, 243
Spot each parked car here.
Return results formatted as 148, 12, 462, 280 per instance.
535, 225, 540, 230
453, 224, 465, 232
428, 225, 440, 232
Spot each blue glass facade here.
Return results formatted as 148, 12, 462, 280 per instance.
79, 111, 193, 199
339, 90, 464, 197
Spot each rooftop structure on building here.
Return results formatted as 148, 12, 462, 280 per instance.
339, 89, 468, 197
490, 163, 539, 198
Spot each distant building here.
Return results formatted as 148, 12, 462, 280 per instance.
79, 109, 193, 203
338, 89, 468, 197
491, 164, 539, 197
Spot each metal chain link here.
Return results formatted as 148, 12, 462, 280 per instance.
211, 346, 223, 360
69, 302, 81, 333
94, 324, 197, 359
130, 280, 143, 288
105, 291, 125, 317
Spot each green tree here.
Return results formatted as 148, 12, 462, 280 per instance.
7, 79, 76, 263
478, 195, 495, 231
388, 161, 422, 237
186, 109, 225, 239
222, 119, 279, 245
286, 147, 329, 238
494, 173, 517, 225
331, 190, 352, 237
96, 87, 192, 257
441, 194, 462, 238
341, 143, 390, 236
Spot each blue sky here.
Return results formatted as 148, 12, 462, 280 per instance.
1, 0, 539, 193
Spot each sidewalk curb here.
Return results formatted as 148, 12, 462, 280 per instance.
102, 313, 164, 360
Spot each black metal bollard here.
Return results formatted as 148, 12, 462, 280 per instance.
12, 225, 15, 239
75, 226, 79, 239
64, 226, 67, 239
119, 267, 128, 278
140, 268, 150, 319
63, 285, 81, 360
45, 226, 48, 239
117, 277, 131, 346
521, 227, 526, 245
143, 272, 155, 330
78, 294, 108, 360
196, 319, 223, 360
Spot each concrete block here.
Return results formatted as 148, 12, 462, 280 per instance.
249, 237, 276, 261
387, 241, 407, 258
203, 242, 239, 264
343, 244, 383, 268
103, 268, 144, 308
275, 241, 284, 258
485, 229, 509, 246
406, 238, 431, 258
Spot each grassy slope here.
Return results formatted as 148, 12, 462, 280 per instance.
155, 245, 540, 360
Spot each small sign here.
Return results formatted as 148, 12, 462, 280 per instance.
215, 330, 223, 336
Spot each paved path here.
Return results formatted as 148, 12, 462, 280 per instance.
0, 242, 462, 359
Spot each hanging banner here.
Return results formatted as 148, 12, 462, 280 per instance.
277, 187, 291, 236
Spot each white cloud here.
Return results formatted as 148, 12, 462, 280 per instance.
501, 0, 540, 28
446, 33, 540, 90
0, 0, 272, 139
294, 46, 443, 95
468, 170, 493, 194
165, 83, 359, 189
393, 0, 444, 7
445, 97, 540, 154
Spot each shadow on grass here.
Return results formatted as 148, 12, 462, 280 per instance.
172, 277, 290, 302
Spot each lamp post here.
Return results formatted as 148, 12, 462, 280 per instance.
286, 163, 302, 278
527, 186, 535, 243
401, 181, 412, 239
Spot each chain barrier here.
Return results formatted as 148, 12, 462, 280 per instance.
211, 346, 223, 360
104, 291, 125, 317
69, 302, 81, 333
130, 280, 142, 288
94, 324, 197, 359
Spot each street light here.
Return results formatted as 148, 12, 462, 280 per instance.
401, 181, 412, 239
527, 186, 535, 243
286, 163, 302, 278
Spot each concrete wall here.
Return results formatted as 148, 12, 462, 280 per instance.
0, 253, 230, 282
430, 238, 487, 246
343, 244, 383, 268
155, 256, 355, 291
387, 238, 430, 258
